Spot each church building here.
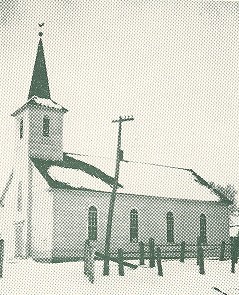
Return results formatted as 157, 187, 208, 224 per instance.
0, 33, 230, 262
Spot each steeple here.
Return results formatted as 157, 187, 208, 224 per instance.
11, 27, 68, 162
12, 29, 68, 117
28, 34, 50, 100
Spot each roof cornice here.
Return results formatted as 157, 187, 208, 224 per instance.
11, 99, 68, 117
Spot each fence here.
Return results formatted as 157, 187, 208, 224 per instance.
84, 237, 239, 278
107, 238, 236, 261
95, 237, 239, 277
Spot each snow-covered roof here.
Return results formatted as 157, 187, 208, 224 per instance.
11, 96, 68, 117
31, 153, 222, 202
30, 96, 66, 110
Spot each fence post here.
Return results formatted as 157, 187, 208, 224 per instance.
196, 236, 201, 266
230, 237, 234, 259
149, 238, 155, 268
231, 239, 236, 274
89, 241, 95, 283
180, 241, 185, 263
139, 242, 145, 265
231, 252, 236, 273
235, 237, 239, 264
118, 249, 124, 276
219, 241, 226, 261
83, 240, 94, 283
198, 246, 205, 275
83, 239, 89, 275
0, 240, 4, 278
156, 247, 163, 276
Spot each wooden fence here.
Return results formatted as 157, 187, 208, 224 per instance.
95, 237, 239, 277
107, 238, 237, 261
83, 237, 239, 278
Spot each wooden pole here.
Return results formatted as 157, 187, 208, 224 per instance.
149, 238, 155, 268
88, 241, 94, 283
139, 241, 145, 265
235, 237, 239, 264
219, 241, 225, 261
198, 246, 205, 275
83, 240, 88, 275
117, 249, 124, 276
231, 239, 236, 274
0, 240, 4, 278
103, 116, 134, 276
95, 251, 137, 269
230, 237, 234, 259
156, 247, 163, 276
196, 236, 201, 265
180, 241, 185, 263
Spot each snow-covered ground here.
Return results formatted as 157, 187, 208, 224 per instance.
0, 258, 238, 295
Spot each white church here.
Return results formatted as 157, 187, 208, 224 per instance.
0, 33, 230, 262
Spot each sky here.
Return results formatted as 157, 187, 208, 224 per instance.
1, 1, 239, 196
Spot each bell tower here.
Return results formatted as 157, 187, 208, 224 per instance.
11, 31, 68, 162
10, 28, 68, 258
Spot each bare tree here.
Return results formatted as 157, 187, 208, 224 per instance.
209, 182, 238, 215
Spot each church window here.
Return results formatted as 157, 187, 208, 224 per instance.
130, 209, 138, 243
167, 212, 174, 243
43, 117, 50, 137
88, 206, 97, 241
200, 214, 207, 244
17, 182, 22, 211
20, 119, 23, 139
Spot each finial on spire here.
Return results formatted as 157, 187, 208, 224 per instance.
38, 23, 44, 37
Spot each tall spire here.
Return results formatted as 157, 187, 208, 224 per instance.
28, 29, 50, 100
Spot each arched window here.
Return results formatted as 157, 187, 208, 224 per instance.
200, 214, 207, 244
167, 212, 174, 243
20, 119, 23, 139
88, 206, 97, 241
43, 117, 50, 137
130, 209, 138, 243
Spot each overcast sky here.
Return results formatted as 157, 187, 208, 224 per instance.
1, 1, 239, 195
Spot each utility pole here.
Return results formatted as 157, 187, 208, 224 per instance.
103, 115, 134, 276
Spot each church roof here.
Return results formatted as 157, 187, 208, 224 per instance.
31, 153, 227, 203
11, 96, 68, 117
31, 154, 121, 191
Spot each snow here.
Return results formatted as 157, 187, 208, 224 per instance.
48, 166, 112, 192
231, 216, 239, 227
50, 153, 219, 202
30, 96, 65, 110
0, 259, 238, 295
230, 216, 239, 237
230, 227, 239, 237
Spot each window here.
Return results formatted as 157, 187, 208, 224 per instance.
17, 182, 22, 211
167, 212, 174, 243
88, 206, 97, 241
20, 119, 23, 139
130, 209, 138, 243
43, 117, 50, 137
200, 214, 207, 244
